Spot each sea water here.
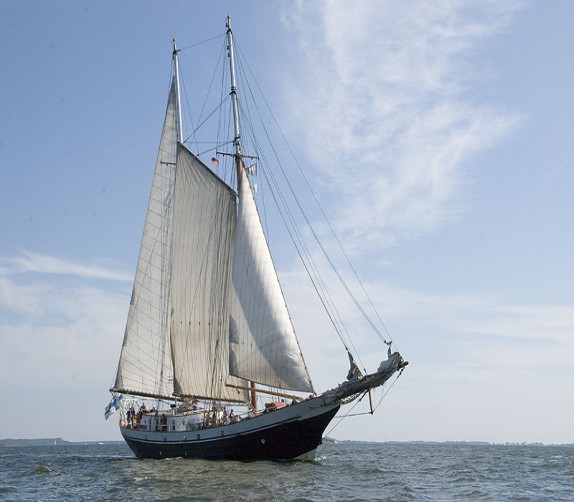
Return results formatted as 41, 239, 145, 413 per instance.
1, 442, 572, 501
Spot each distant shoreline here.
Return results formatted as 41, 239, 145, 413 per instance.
1, 437, 572, 447
332, 439, 574, 447
0, 438, 124, 447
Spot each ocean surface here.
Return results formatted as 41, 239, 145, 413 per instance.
1, 442, 572, 501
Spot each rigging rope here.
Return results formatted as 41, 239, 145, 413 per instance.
324, 390, 370, 438
232, 48, 353, 353
177, 34, 226, 53
230, 42, 395, 361
324, 370, 404, 437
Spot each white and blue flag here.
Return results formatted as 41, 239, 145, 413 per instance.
104, 393, 124, 420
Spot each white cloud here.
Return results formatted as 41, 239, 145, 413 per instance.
0, 251, 132, 282
282, 1, 524, 250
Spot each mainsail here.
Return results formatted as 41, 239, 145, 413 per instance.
169, 144, 243, 402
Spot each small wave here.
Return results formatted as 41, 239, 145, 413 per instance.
34, 465, 52, 474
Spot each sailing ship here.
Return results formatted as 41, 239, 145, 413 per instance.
106, 17, 407, 461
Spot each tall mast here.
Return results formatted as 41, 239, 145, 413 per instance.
172, 38, 184, 142
226, 16, 257, 411
226, 16, 243, 186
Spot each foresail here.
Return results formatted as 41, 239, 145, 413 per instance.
113, 82, 178, 399
169, 144, 246, 403
229, 167, 314, 393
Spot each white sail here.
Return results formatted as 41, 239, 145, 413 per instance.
229, 167, 314, 393
169, 145, 245, 402
114, 44, 311, 402
113, 82, 178, 399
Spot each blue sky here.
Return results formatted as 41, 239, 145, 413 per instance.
1, 1, 573, 444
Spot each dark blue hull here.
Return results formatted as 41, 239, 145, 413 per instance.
122, 404, 340, 461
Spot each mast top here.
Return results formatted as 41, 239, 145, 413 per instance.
226, 15, 242, 163
172, 37, 183, 142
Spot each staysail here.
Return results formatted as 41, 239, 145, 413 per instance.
229, 166, 314, 393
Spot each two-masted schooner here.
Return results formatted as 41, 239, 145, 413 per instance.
106, 17, 407, 461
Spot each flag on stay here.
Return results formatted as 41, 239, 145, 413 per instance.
104, 393, 124, 420
211, 157, 219, 166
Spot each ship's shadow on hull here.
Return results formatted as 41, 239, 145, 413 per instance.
122, 404, 340, 461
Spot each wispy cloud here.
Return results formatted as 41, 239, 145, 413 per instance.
281, 265, 574, 387
283, 1, 524, 250
282, 267, 574, 443
0, 254, 129, 440
0, 251, 132, 282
